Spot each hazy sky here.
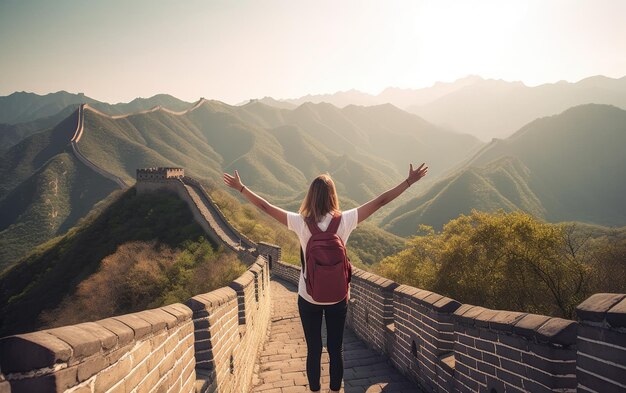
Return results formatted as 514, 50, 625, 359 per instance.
1, 0, 625, 104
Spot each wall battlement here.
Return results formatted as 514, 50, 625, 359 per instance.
0, 254, 272, 393
136, 167, 185, 181
272, 260, 626, 393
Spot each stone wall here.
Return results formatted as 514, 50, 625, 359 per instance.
0, 304, 195, 393
272, 259, 300, 286
135, 177, 257, 261
576, 293, 626, 392
181, 177, 256, 251
256, 242, 281, 271
271, 255, 626, 393
451, 307, 577, 392
185, 256, 271, 393
71, 105, 128, 189
136, 167, 184, 181
0, 257, 271, 393
391, 284, 459, 393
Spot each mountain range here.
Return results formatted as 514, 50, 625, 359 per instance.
0, 96, 479, 268
256, 75, 626, 141
1, 78, 625, 266
381, 104, 626, 235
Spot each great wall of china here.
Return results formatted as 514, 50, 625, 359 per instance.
0, 100, 625, 392
70, 105, 129, 189
69, 98, 210, 190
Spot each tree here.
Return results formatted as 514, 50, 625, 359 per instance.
375, 210, 601, 318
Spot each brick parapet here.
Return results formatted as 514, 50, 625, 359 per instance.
347, 268, 399, 356
269, 253, 625, 393
272, 260, 301, 286
184, 256, 271, 393
0, 256, 271, 393
181, 176, 256, 251
452, 306, 577, 392
0, 303, 195, 392
575, 293, 626, 392
257, 242, 281, 270
391, 284, 460, 392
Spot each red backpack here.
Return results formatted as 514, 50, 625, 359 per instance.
302, 212, 352, 303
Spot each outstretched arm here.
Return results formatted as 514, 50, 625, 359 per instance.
223, 170, 288, 226
357, 163, 428, 223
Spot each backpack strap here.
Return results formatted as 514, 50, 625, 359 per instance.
327, 212, 342, 234
305, 212, 342, 234
304, 217, 322, 235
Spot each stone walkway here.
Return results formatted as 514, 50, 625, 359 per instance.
251, 278, 421, 393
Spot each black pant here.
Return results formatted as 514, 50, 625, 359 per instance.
298, 295, 348, 391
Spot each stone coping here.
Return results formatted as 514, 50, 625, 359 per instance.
228, 271, 255, 292
395, 284, 461, 314
576, 293, 626, 328
351, 267, 399, 293
185, 287, 238, 313
453, 305, 577, 346
0, 303, 192, 374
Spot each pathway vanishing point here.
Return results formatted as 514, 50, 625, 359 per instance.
251, 278, 421, 393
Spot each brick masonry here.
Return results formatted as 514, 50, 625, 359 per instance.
0, 303, 196, 393
272, 260, 626, 393
0, 257, 271, 393
576, 293, 626, 393
186, 256, 272, 393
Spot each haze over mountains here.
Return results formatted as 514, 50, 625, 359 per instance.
1, 74, 625, 268
258, 75, 626, 141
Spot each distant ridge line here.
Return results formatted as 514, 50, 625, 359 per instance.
68, 98, 208, 189
82, 97, 208, 119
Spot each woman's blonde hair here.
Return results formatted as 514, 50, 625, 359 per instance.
299, 174, 339, 223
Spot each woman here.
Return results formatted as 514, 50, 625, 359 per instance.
223, 163, 428, 393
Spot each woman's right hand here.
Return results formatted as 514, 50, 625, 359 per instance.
357, 161, 429, 223
407, 163, 428, 185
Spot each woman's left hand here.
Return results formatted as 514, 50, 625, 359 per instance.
223, 170, 244, 191
407, 163, 428, 185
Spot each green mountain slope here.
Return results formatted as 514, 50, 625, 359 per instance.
78, 100, 477, 203
0, 189, 236, 336
0, 91, 97, 124
0, 93, 493, 335
0, 112, 80, 198
0, 110, 121, 268
468, 104, 626, 224
0, 92, 193, 151
1, 97, 480, 272
0, 152, 118, 269
382, 157, 543, 234
383, 104, 626, 235
0, 106, 76, 152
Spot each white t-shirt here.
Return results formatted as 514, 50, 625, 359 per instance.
287, 208, 359, 305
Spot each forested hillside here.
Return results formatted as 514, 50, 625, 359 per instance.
383, 104, 626, 235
